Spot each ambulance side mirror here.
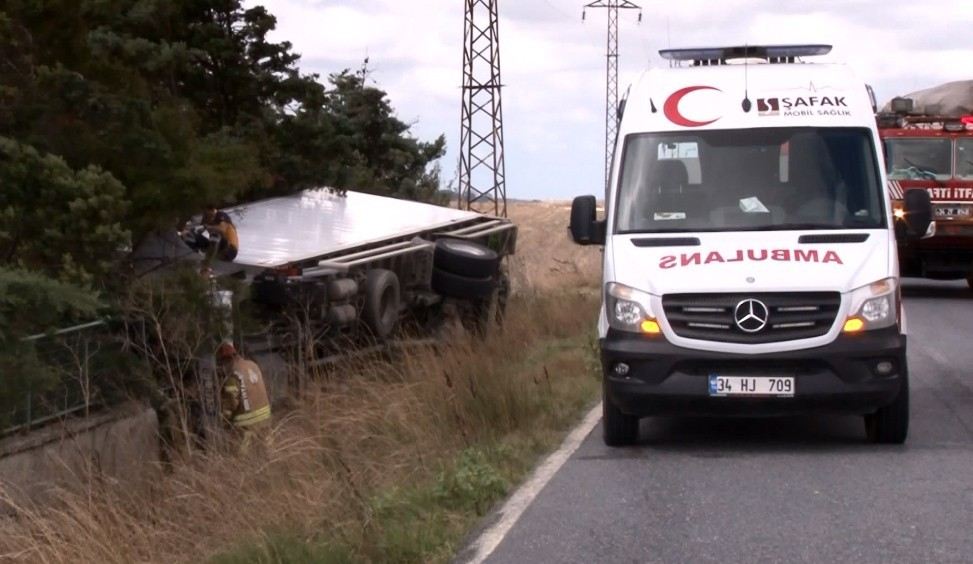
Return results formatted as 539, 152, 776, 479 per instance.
903, 189, 932, 239
569, 195, 606, 246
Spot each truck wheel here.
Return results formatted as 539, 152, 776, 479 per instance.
432, 267, 496, 300
864, 371, 909, 444
603, 383, 639, 446
363, 269, 400, 341
434, 238, 500, 278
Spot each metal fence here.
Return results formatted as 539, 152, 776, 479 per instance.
2, 320, 119, 436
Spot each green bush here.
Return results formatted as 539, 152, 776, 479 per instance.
433, 447, 509, 516
0, 138, 130, 286
0, 267, 101, 429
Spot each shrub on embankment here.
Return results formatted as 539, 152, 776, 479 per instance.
0, 291, 601, 563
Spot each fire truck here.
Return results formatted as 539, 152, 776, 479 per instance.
878, 96, 973, 287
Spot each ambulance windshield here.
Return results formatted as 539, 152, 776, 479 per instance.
614, 127, 885, 234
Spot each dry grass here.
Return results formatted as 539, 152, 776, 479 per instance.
506, 201, 602, 293
0, 290, 601, 563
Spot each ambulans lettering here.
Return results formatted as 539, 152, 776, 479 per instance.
659, 249, 843, 269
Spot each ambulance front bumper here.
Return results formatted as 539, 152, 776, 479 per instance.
601, 328, 906, 417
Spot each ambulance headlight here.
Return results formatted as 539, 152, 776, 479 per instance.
861, 296, 891, 322
606, 282, 661, 335
845, 278, 898, 331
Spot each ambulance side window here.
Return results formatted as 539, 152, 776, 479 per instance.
657, 142, 702, 184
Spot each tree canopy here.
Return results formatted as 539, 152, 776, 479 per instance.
0, 0, 446, 289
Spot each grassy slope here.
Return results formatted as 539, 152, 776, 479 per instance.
0, 292, 601, 563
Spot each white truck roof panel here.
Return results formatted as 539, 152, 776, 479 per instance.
229, 189, 480, 268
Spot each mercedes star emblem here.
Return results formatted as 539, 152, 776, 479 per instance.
734, 299, 769, 333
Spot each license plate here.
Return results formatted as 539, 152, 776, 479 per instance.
934, 205, 971, 218
708, 375, 795, 397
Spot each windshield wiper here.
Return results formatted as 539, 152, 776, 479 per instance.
903, 158, 940, 180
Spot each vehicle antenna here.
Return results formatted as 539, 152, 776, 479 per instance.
742, 44, 753, 113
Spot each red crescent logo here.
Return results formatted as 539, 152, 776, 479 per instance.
663, 86, 722, 127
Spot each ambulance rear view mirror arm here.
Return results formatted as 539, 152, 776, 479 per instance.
903, 189, 933, 240
569, 195, 606, 246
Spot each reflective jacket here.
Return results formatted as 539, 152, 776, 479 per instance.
204, 212, 239, 252
220, 357, 271, 428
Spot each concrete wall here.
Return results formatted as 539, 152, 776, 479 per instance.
0, 403, 160, 511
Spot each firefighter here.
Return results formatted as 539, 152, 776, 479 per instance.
181, 206, 239, 263
216, 340, 271, 452
201, 206, 239, 262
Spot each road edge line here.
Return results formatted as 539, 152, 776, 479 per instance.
461, 402, 603, 564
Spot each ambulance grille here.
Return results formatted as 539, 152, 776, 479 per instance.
662, 292, 841, 344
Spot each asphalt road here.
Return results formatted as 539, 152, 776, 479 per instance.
483, 279, 973, 564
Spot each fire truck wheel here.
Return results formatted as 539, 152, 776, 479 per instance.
864, 369, 909, 444
363, 269, 400, 341
434, 238, 500, 279
431, 267, 496, 300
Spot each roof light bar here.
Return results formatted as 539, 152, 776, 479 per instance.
659, 44, 832, 64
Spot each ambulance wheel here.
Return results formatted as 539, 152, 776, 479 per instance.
363, 269, 400, 341
603, 382, 639, 447
434, 239, 500, 279
864, 371, 909, 444
431, 267, 496, 300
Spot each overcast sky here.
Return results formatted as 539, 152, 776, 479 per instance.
251, 0, 973, 200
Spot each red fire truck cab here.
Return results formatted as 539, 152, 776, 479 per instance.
879, 98, 973, 287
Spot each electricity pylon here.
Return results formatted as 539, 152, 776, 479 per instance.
459, 0, 507, 217
583, 1, 641, 196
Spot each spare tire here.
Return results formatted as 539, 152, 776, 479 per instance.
363, 269, 400, 340
434, 238, 500, 278
432, 267, 496, 300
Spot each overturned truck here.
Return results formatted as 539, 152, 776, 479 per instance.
214, 189, 517, 368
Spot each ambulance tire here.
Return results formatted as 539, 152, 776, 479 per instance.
363, 269, 400, 341
864, 370, 909, 444
431, 267, 496, 300
434, 239, 500, 279
602, 381, 639, 447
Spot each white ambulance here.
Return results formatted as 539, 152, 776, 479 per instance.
570, 45, 933, 446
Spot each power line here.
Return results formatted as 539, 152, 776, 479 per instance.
582, 1, 642, 199
459, 0, 507, 217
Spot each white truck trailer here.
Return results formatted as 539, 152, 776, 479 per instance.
218, 189, 517, 357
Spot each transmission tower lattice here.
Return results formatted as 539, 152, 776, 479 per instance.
459, 0, 507, 217
583, 1, 641, 196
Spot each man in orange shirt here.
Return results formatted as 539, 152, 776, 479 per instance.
181, 206, 239, 263
201, 207, 239, 262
